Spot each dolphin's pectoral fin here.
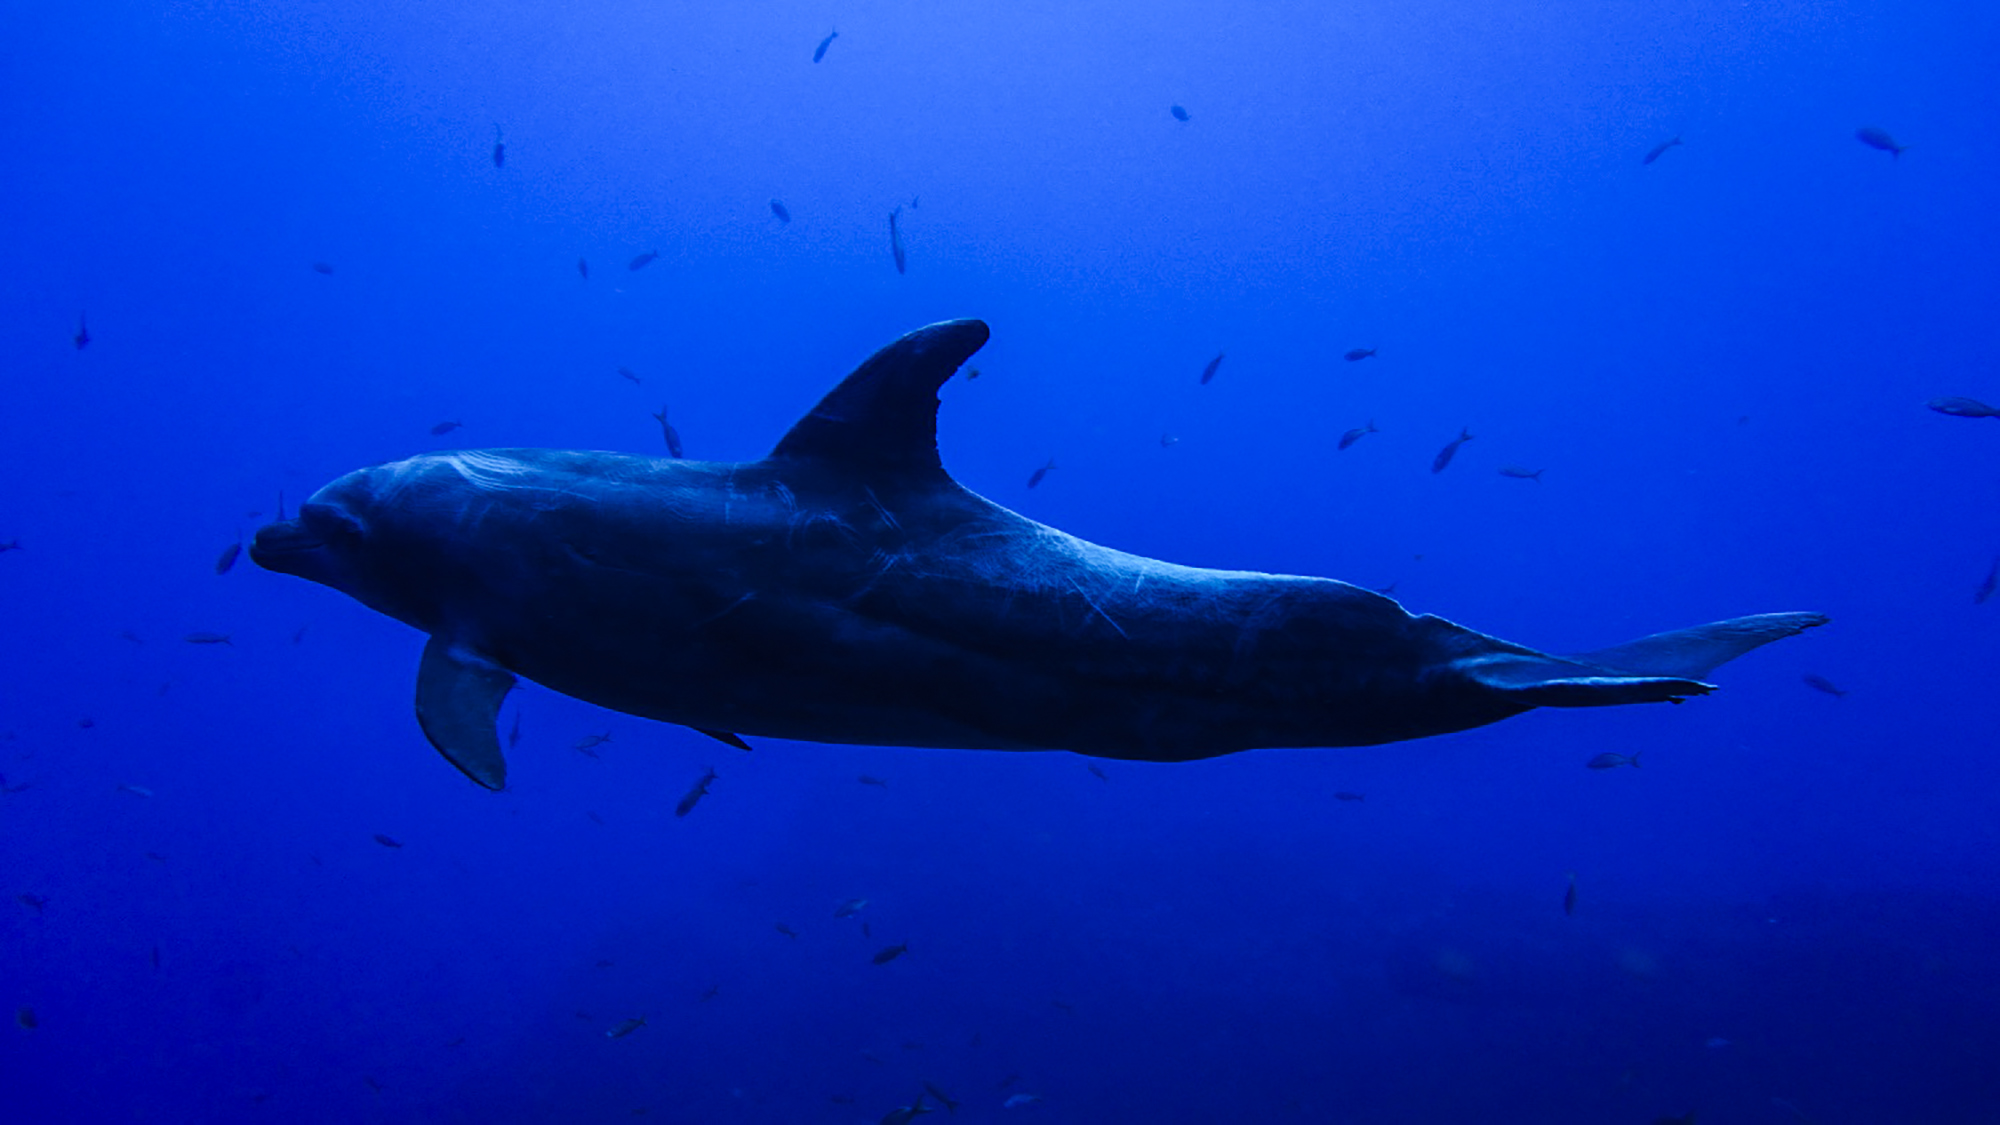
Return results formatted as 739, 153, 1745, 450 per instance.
1461, 653, 1714, 707
691, 727, 752, 751
768, 319, 991, 480
415, 636, 515, 790
1567, 611, 1829, 680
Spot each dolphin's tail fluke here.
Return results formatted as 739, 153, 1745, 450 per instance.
1569, 612, 1829, 679
1460, 612, 1828, 708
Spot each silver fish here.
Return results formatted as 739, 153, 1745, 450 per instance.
1431, 428, 1473, 474
1338, 421, 1377, 451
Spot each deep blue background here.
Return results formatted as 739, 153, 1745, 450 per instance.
5, 1, 1998, 1121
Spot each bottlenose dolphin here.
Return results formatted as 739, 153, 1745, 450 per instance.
251, 319, 1824, 790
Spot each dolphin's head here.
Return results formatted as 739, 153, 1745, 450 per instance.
251, 454, 493, 633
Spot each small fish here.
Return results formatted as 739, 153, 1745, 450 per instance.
1169, 105, 1190, 122
965, 367, 981, 380
1563, 871, 1577, 917
1585, 752, 1641, 769
16, 1006, 36, 1029
871, 942, 910, 964
17, 893, 48, 914
858, 775, 888, 788
889, 208, 907, 275
606, 1016, 647, 1039
834, 897, 868, 918
310, 261, 334, 275
618, 367, 642, 385
1855, 126, 1907, 158
1927, 396, 2000, 418
215, 540, 242, 575
921, 1082, 960, 1114
1002, 1093, 1043, 1109
813, 28, 838, 63
1976, 556, 1999, 605
118, 629, 143, 642
585, 810, 605, 825
1642, 135, 1682, 164
1334, 791, 1364, 802
770, 199, 791, 223
650, 407, 684, 458
595, 959, 613, 968
150, 946, 160, 970
861, 921, 872, 937
578, 257, 590, 281
1338, 421, 1378, 451
1159, 433, 1179, 447
1704, 1036, 1730, 1049
1087, 765, 1107, 782
372, 833, 403, 848
1342, 347, 1377, 362
997, 1074, 1021, 1089
1431, 428, 1474, 474
73, 312, 89, 350
1026, 458, 1057, 489
628, 250, 659, 271
145, 851, 167, 862
676, 767, 717, 817
1049, 1000, 1072, 1012
1802, 674, 1846, 698
0, 539, 21, 552
574, 732, 612, 751
699, 985, 719, 1002
117, 783, 154, 798
880, 1096, 933, 1125
492, 124, 505, 168
430, 420, 463, 435
1651, 1114, 1699, 1125
775, 923, 798, 939
183, 632, 232, 645
1498, 465, 1543, 482
1199, 351, 1224, 385
508, 711, 522, 749
290, 625, 308, 644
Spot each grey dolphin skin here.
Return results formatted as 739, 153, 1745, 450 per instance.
250, 320, 1826, 790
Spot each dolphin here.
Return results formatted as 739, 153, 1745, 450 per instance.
251, 319, 1825, 790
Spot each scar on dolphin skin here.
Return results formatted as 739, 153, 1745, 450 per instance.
249, 319, 1827, 791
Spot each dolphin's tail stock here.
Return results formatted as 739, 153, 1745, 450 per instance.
1459, 612, 1829, 708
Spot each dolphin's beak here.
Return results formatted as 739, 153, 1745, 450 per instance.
248, 518, 324, 576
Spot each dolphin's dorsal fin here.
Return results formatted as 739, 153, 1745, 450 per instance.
416, 636, 515, 790
769, 319, 990, 479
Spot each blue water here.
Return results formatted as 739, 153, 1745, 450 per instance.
6, 2, 1998, 1121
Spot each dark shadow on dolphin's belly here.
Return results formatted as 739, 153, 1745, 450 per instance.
468, 471, 1525, 759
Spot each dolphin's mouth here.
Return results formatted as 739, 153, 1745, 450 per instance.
248, 518, 324, 570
